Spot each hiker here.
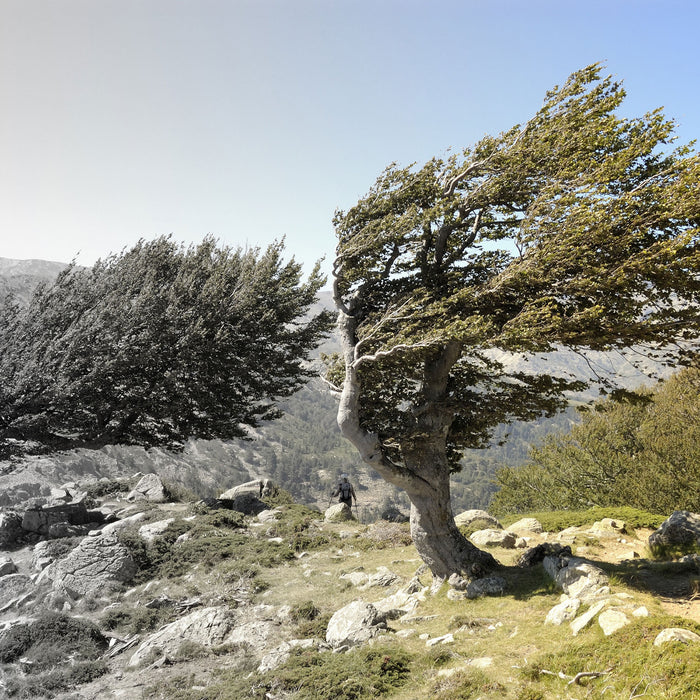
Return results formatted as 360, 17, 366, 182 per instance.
332, 474, 357, 509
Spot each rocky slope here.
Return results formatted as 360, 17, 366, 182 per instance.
1, 474, 700, 699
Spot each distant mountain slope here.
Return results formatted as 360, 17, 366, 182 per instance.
0, 257, 67, 306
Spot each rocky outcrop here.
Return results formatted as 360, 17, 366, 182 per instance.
126, 473, 168, 503
469, 529, 516, 548
542, 555, 609, 601
654, 628, 700, 646
45, 532, 137, 598
128, 604, 282, 668
0, 512, 24, 548
128, 606, 237, 667
517, 543, 572, 568
454, 510, 501, 529
326, 600, 389, 649
507, 517, 544, 534
0, 555, 18, 576
325, 503, 355, 522
649, 511, 700, 550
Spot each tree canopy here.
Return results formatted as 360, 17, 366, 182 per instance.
0, 236, 333, 457
330, 64, 700, 580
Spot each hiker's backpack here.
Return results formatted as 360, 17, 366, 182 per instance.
339, 481, 352, 499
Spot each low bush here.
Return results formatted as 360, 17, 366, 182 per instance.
176, 644, 413, 700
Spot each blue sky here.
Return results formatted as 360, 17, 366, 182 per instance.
1, 0, 698, 284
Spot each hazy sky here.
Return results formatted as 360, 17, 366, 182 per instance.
1, 0, 698, 283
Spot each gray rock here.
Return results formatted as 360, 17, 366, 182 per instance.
138, 518, 175, 542
360, 567, 399, 589
507, 518, 543, 534
219, 479, 277, 500
0, 574, 35, 606
47, 533, 137, 597
326, 600, 387, 648
257, 509, 281, 523
21, 502, 93, 536
570, 600, 606, 636
454, 510, 501, 529
469, 529, 516, 548
127, 473, 167, 503
128, 606, 237, 667
98, 511, 148, 536
654, 628, 700, 646
325, 503, 355, 523
543, 556, 609, 601
0, 556, 18, 577
598, 609, 630, 636
545, 598, 581, 625
517, 543, 573, 568
258, 639, 320, 673
588, 518, 626, 535
375, 578, 428, 615
0, 512, 24, 547
649, 511, 700, 550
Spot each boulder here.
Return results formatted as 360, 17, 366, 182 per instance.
545, 598, 581, 625
588, 518, 626, 535
654, 628, 700, 646
47, 533, 137, 598
0, 556, 18, 577
257, 509, 281, 523
469, 529, 516, 548
598, 609, 631, 636
359, 567, 399, 589
649, 511, 700, 550
454, 510, 501, 529
0, 512, 24, 548
517, 543, 572, 568
126, 473, 167, 503
543, 555, 609, 601
570, 600, 607, 636
258, 639, 320, 673
374, 578, 428, 616
0, 574, 35, 605
219, 479, 278, 500
507, 518, 544, 534
465, 576, 507, 599
21, 501, 95, 537
128, 606, 237, 667
138, 518, 175, 543
325, 503, 355, 522
326, 600, 388, 648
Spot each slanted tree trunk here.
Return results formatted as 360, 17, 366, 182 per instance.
401, 438, 499, 582
335, 301, 498, 583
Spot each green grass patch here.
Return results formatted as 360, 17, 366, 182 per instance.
499, 507, 665, 533
521, 615, 700, 698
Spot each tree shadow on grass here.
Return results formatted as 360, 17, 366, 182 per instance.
598, 557, 700, 600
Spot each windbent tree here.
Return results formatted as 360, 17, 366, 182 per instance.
0, 236, 334, 457
330, 65, 700, 583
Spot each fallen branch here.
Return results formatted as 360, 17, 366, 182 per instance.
568, 668, 614, 686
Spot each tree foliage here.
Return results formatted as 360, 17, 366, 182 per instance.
491, 363, 700, 515
0, 236, 333, 456
330, 63, 700, 577
333, 64, 700, 465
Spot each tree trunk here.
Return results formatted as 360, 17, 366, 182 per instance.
401, 438, 499, 584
